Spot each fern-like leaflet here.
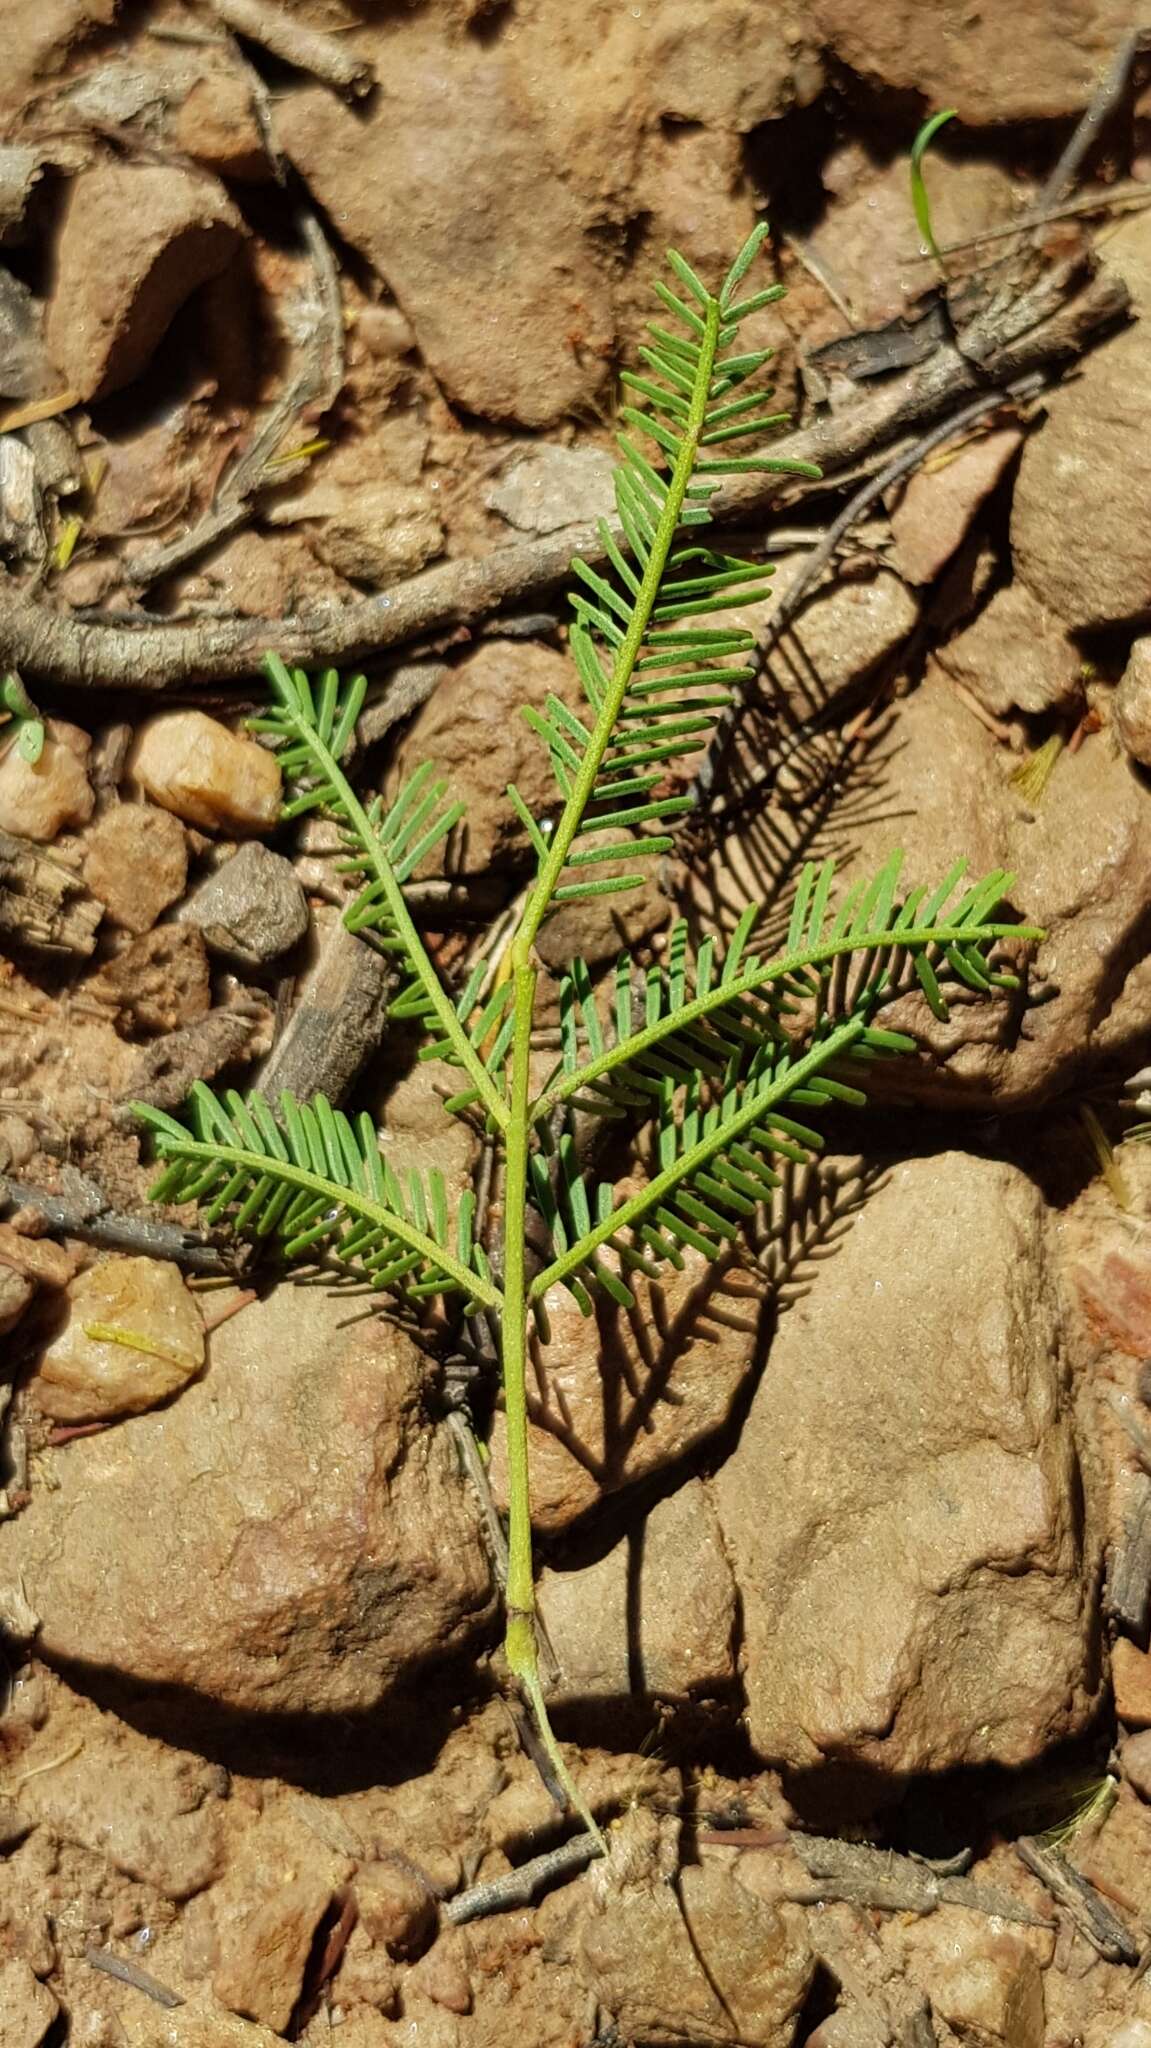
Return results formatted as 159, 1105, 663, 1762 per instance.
135, 227, 1042, 1845
139, 1084, 496, 1307
511, 224, 819, 946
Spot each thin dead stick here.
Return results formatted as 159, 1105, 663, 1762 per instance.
1015, 1836, 1140, 1963
207, 0, 375, 98
445, 1831, 601, 1923
922, 184, 1151, 264
125, 211, 344, 591
789, 1833, 1052, 1929
85, 1947, 185, 2010
1030, 29, 1151, 219
692, 371, 1045, 811
0, 1173, 232, 1273
0, 262, 1126, 692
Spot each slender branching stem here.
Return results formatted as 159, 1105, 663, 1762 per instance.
287, 715, 510, 1131
514, 294, 722, 961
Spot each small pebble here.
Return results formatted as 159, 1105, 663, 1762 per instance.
84, 802, 188, 933
1115, 638, 1151, 768
179, 840, 308, 966
129, 711, 282, 836
32, 1256, 205, 1422
0, 721, 94, 843
1121, 1728, 1151, 1802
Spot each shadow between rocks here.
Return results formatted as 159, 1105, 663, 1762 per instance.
31, 1645, 498, 1795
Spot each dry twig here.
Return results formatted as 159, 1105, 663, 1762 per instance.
0, 1172, 232, 1273
445, 1831, 601, 1923
207, 0, 375, 98
124, 211, 344, 591
785, 1833, 1051, 1928
1029, 29, 1151, 219
85, 1948, 185, 2010
1015, 1836, 1140, 1964
0, 261, 1126, 693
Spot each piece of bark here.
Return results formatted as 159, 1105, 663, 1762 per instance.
125, 1008, 261, 1111
1109, 1476, 1151, 1641
0, 826, 102, 955
257, 920, 390, 1108
788, 1834, 1050, 1929
1015, 1837, 1140, 1963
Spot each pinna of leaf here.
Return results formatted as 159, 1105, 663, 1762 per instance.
135, 225, 1041, 1844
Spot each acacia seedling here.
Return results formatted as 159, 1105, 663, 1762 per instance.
136, 227, 1038, 1841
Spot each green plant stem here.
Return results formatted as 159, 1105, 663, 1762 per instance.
514, 294, 723, 959
501, 961, 604, 1844
291, 715, 510, 1130
501, 964, 536, 1631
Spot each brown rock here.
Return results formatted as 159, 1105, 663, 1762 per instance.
215, 1877, 333, 2032
1012, 211, 1151, 629
179, 841, 308, 966
713, 1153, 1096, 1773
0, 1265, 33, 1335
0, 1958, 59, 2048
129, 710, 282, 836
355, 1860, 436, 1958
278, 41, 613, 428
407, 1927, 473, 2014
933, 1936, 1045, 2048
390, 640, 582, 875
1115, 638, 1151, 768
5, 1285, 494, 1717
537, 1479, 737, 1702
45, 162, 242, 400
91, 924, 211, 1037
32, 1255, 205, 1423
507, 0, 821, 230
171, 65, 267, 181
1114, 1639, 1151, 1727
809, 0, 1133, 123
803, 143, 1021, 334
0, 721, 94, 842
935, 582, 1082, 718
1121, 1729, 1151, 1800
731, 665, 1151, 1111
1072, 1245, 1151, 1356
490, 1251, 765, 1531
84, 802, 188, 933
0, 1225, 75, 1291
267, 476, 444, 584
892, 430, 1023, 587
0, 0, 117, 116
1012, 330, 1151, 627
12, 1683, 224, 1899
580, 1834, 813, 2046
487, 443, 615, 535
533, 831, 669, 974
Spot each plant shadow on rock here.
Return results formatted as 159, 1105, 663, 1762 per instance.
532, 1155, 888, 1756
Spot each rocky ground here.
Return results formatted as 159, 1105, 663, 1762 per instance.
6, 3, 1151, 2045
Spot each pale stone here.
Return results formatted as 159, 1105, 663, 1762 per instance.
32, 1255, 205, 1422
130, 710, 282, 836
0, 724, 94, 843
